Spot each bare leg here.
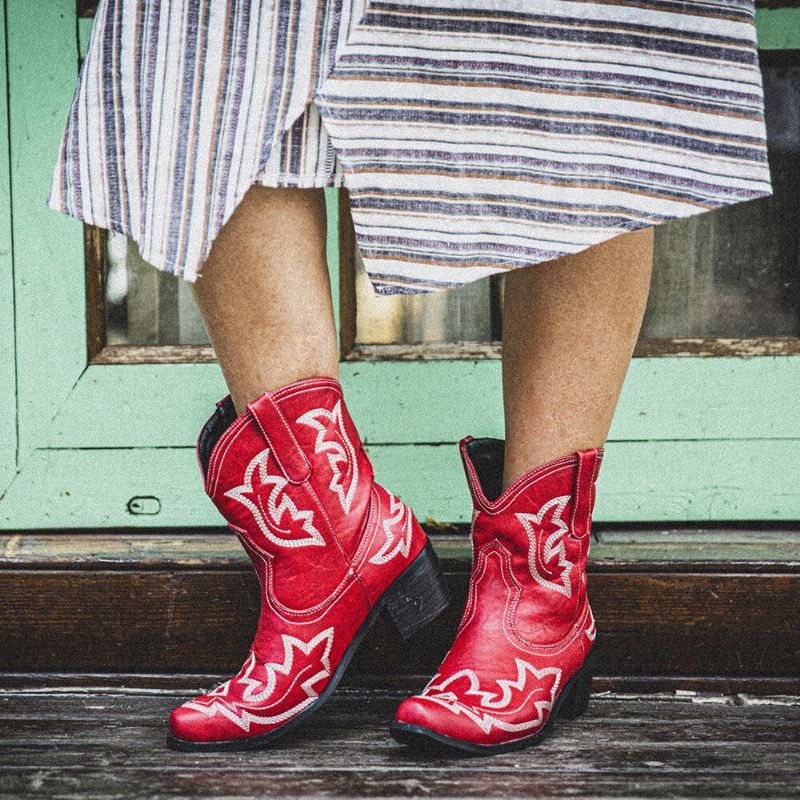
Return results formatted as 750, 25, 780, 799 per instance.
501, 227, 654, 489
192, 185, 338, 413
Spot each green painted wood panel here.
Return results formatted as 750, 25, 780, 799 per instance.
78, 15, 92, 59
756, 8, 800, 50
6, 0, 87, 461
0, 2, 17, 494
44, 355, 800, 448
0, 439, 797, 529
2, 1, 799, 530
325, 188, 341, 339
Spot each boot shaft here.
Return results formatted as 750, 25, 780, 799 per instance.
196, 378, 375, 608
459, 436, 603, 642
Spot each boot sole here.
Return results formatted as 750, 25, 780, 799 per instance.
389, 640, 597, 756
166, 540, 450, 752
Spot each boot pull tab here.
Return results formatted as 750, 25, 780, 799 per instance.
247, 393, 312, 485
569, 447, 604, 539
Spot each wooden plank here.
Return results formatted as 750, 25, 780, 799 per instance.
338, 188, 357, 357
0, 691, 797, 799
1, 693, 797, 743
86, 336, 800, 364
0, 1, 17, 495
1, 769, 796, 800
0, 565, 797, 678
1, 771, 795, 799
44, 355, 800, 448
1, 671, 799, 696
1, 439, 799, 528
1, 532, 799, 570
84, 227, 106, 360
0, 687, 796, 728
7, 0, 87, 460
1, 701, 798, 758
343, 338, 800, 359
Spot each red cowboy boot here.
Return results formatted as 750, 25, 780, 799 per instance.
168, 377, 449, 750
391, 436, 602, 754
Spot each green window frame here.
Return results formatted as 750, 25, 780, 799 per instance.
2, 0, 799, 529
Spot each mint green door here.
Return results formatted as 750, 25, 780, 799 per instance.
2, 0, 799, 530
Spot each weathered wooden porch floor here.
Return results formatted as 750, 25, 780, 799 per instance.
2, 682, 798, 799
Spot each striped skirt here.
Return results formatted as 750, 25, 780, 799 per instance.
47, 0, 773, 295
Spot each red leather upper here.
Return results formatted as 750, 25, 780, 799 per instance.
395, 436, 603, 747
170, 377, 427, 743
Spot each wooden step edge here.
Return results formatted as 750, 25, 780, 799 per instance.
2, 532, 800, 572
0, 672, 797, 699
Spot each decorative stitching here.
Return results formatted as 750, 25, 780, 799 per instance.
517, 495, 574, 598
463, 539, 586, 652
589, 449, 602, 533
585, 605, 597, 643
206, 415, 247, 494
224, 448, 324, 548
419, 659, 562, 734
369, 492, 413, 565
206, 412, 249, 483
469, 455, 576, 514
569, 452, 583, 535
296, 400, 359, 514
272, 378, 342, 403
491, 459, 575, 512
184, 628, 335, 731
351, 486, 380, 568
498, 546, 585, 654
456, 543, 494, 635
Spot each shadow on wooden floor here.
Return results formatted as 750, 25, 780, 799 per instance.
1, 682, 799, 798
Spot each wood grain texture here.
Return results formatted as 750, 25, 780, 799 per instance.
0, 688, 798, 799
85, 225, 107, 361
345, 338, 800, 361
338, 188, 357, 357
2, 671, 800, 696
85, 337, 800, 366
3, 531, 800, 569
0, 555, 798, 684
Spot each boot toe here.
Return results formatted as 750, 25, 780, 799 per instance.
394, 695, 492, 747
168, 700, 249, 745
169, 702, 215, 743
394, 695, 433, 729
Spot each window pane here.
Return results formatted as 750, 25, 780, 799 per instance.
353, 248, 498, 345
642, 54, 800, 338
104, 232, 209, 346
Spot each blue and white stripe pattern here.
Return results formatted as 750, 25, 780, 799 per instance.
47, 0, 772, 295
